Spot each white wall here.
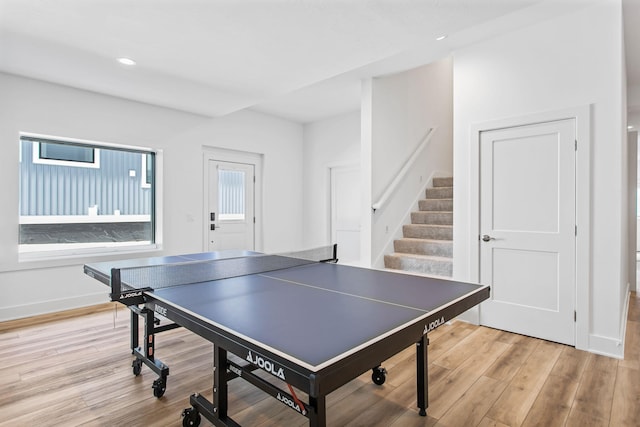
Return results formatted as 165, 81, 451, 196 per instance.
367, 57, 453, 266
628, 131, 637, 293
302, 111, 361, 249
453, 1, 626, 356
0, 72, 304, 321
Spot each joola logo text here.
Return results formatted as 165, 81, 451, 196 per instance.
277, 393, 306, 415
120, 291, 142, 300
424, 316, 445, 334
246, 351, 286, 380
154, 304, 167, 317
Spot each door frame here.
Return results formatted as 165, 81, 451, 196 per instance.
329, 163, 361, 264
469, 105, 591, 351
202, 147, 263, 252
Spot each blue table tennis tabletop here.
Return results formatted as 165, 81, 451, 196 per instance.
87, 251, 487, 371
85, 251, 489, 426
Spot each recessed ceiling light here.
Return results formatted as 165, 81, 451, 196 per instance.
628, 125, 635, 130
436, 35, 447, 41
117, 57, 136, 66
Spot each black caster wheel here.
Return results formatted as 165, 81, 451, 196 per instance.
182, 408, 201, 427
371, 366, 387, 385
152, 378, 166, 398
132, 359, 142, 376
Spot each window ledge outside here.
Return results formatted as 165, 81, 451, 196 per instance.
19, 215, 151, 224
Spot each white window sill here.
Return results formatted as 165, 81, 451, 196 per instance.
19, 215, 151, 224
11, 241, 161, 271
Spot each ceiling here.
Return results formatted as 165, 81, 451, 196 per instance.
0, 0, 637, 124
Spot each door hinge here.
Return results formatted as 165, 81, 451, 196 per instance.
575, 140, 578, 151
574, 310, 577, 322
575, 225, 577, 236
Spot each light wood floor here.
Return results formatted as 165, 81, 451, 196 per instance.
1, 293, 639, 427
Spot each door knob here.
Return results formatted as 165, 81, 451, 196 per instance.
481, 235, 495, 242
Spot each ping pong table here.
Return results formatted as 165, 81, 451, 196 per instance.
84, 249, 489, 427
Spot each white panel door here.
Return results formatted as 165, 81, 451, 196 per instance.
331, 165, 361, 264
479, 119, 576, 345
208, 160, 255, 251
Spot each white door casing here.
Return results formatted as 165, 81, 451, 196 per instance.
330, 165, 361, 264
479, 119, 576, 346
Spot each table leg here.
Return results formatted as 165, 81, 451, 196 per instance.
214, 344, 229, 420
130, 307, 139, 354
416, 335, 429, 416
308, 394, 326, 427
143, 307, 155, 360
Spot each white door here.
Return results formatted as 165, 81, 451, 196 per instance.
479, 119, 576, 346
331, 165, 361, 264
208, 160, 255, 251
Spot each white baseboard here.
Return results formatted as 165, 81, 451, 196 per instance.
0, 292, 109, 322
588, 333, 624, 359
586, 285, 627, 359
590, 286, 632, 359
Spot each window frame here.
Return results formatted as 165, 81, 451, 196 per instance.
18, 132, 162, 262
142, 153, 152, 189
32, 140, 101, 169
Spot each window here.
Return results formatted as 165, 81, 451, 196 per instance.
19, 134, 157, 258
32, 139, 100, 168
218, 169, 246, 221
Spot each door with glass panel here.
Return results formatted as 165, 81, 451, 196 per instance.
208, 160, 255, 251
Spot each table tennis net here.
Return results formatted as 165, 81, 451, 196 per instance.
276, 244, 337, 263
111, 245, 337, 296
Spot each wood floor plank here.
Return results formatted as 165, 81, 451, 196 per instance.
564, 406, 609, 427
483, 337, 540, 382
485, 340, 563, 426
436, 376, 507, 427
389, 410, 438, 427
327, 380, 388, 426
571, 363, 617, 422
342, 388, 412, 427
427, 321, 477, 362
520, 374, 579, 427
620, 320, 640, 370
550, 345, 590, 380
1, 296, 638, 426
432, 326, 502, 370
627, 293, 640, 322
476, 417, 510, 427
380, 368, 420, 409
609, 365, 640, 426
584, 352, 619, 374
509, 340, 564, 391
426, 339, 510, 419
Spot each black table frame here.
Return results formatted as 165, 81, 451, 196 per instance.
113, 280, 488, 427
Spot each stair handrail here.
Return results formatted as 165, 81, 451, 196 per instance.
372, 127, 436, 212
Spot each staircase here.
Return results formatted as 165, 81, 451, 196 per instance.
384, 177, 453, 277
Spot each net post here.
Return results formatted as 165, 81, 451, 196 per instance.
110, 268, 121, 302
319, 244, 338, 263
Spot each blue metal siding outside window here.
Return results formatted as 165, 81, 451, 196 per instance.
19, 135, 156, 249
